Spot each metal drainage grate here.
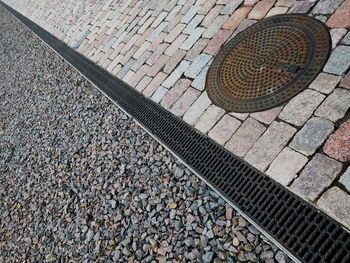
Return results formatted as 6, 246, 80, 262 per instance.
206, 14, 330, 113
2, 2, 349, 263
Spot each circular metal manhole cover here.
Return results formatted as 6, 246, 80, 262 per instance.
206, 14, 330, 113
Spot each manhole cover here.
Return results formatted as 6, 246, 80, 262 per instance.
206, 14, 330, 113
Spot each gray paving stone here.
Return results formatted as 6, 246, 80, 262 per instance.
164, 23, 186, 43
291, 154, 342, 201
131, 51, 152, 71
309, 73, 342, 94
279, 89, 325, 126
183, 15, 205, 34
245, 121, 297, 172
339, 167, 350, 192
317, 187, 350, 229
311, 0, 343, 14
289, 117, 334, 156
208, 115, 241, 145
192, 66, 209, 91
231, 19, 257, 38
181, 6, 199, 23
221, 0, 243, 15
342, 32, 350, 45
276, 0, 296, 7
315, 15, 327, 23
147, 22, 169, 42
151, 86, 168, 103
203, 15, 229, 39
194, 105, 225, 134
184, 54, 212, 79
267, 147, 309, 186
162, 60, 191, 88
324, 45, 350, 76
330, 28, 348, 49
180, 27, 205, 50
229, 112, 249, 121
171, 88, 201, 116
288, 0, 317, 13
183, 92, 212, 125
315, 88, 350, 122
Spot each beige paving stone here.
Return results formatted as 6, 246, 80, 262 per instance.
147, 54, 169, 77
138, 16, 155, 34
181, 5, 199, 23
199, 0, 217, 15
171, 88, 201, 116
276, 0, 296, 7
143, 72, 168, 98
340, 70, 350, 89
315, 88, 350, 122
146, 43, 169, 66
204, 29, 233, 55
162, 60, 191, 88
330, 28, 348, 49
202, 5, 224, 27
279, 89, 325, 126
181, 27, 206, 51
151, 86, 168, 103
250, 106, 283, 125
309, 72, 342, 94
192, 66, 209, 91
267, 147, 308, 186
163, 50, 187, 74
148, 32, 167, 52
164, 23, 186, 43
183, 92, 212, 125
245, 121, 296, 171
133, 41, 151, 60
165, 4, 182, 22
135, 28, 152, 47
184, 53, 212, 79
183, 15, 205, 34
122, 70, 135, 83
151, 11, 168, 28
248, 0, 276, 19
317, 187, 350, 230
203, 15, 229, 39
161, 79, 192, 109
129, 64, 150, 87
194, 105, 225, 134
135, 76, 153, 92
165, 34, 188, 56
221, 0, 244, 15
225, 117, 266, 158
208, 115, 241, 145
266, 6, 288, 17
229, 112, 249, 121
291, 154, 342, 202
185, 38, 210, 61
222, 6, 252, 31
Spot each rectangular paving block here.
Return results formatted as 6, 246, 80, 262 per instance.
165, 34, 188, 56
180, 27, 205, 50
245, 121, 296, 171
192, 66, 209, 91
194, 104, 225, 134
151, 86, 168, 103
323, 45, 350, 75
203, 15, 229, 39
204, 29, 233, 55
183, 91, 212, 125
161, 79, 191, 109
208, 114, 241, 145
250, 106, 282, 125
339, 167, 350, 192
184, 53, 212, 79
183, 15, 205, 34
220, 0, 243, 15
248, 0, 276, 19
162, 60, 191, 88
223, 6, 252, 31
170, 87, 201, 116
311, 0, 343, 14
143, 72, 168, 97
163, 49, 187, 74
309, 72, 342, 94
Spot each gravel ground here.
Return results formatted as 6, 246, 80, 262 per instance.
0, 6, 291, 263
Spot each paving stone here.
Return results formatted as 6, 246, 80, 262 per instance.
181, 6, 199, 23
230, 19, 257, 38
183, 92, 212, 125
223, 7, 252, 31
199, 0, 217, 15
315, 15, 327, 23
339, 167, 350, 192
147, 54, 169, 77
324, 46, 350, 75
151, 86, 168, 103
340, 70, 350, 89
291, 154, 342, 201
229, 112, 249, 120
194, 105, 225, 134
250, 106, 283, 125
184, 54, 212, 79
135, 76, 153, 92
276, 0, 296, 7
171, 88, 201, 116
323, 120, 350, 162
288, 0, 317, 13
203, 15, 229, 39
267, 147, 309, 186
129, 64, 150, 87
192, 66, 209, 91
166, 13, 182, 33
330, 28, 348, 49
147, 22, 169, 42
186, 38, 210, 61
139, 16, 155, 34
165, 4, 182, 22
312, 0, 344, 15
225, 117, 266, 157
161, 79, 191, 109
122, 69, 135, 82
315, 88, 350, 122
183, 15, 205, 34
221, 0, 244, 15
146, 43, 169, 65
245, 121, 296, 171
143, 72, 168, 97
244, 0, 258, 6
309, 72, 342, 94
164, 23, 186, 43
248, 0, 276, 19
204, 29, 233, 55
289, 117, 334, 156
131, 50, 152, 71
162, 60, 191, 88
342, 32, 350, 45
133, 41, 151, 60
151, 11, 168, 28
208, 115, 241, 145
164, 50, 187, 74
165, 34, 188, 56
180, 27, 205, 50
326, 0, 350, 29
201, 5, 223, 27
266, 6, 288, 17
317, 187, 350, 229
279, 89, 325, 126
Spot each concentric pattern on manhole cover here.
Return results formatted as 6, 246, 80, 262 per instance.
206, 14, 330, 113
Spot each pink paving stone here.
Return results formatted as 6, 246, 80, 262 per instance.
186, 38, 211, 61
164, 23, 186, 43
166, 13, 182, 32
146, 43, 169, 65
135, 76, 153, 92
161, 79, 192, 109
222, 6, 252, 31
129, 64, 150, 87
250, 106, 283, 125
225, 117, 266, 157
204, 29, 233, 55
208, 115, 242, 145
326, 0, 350, 29
171, 87, 201, 116
201, 5, 224, 27
323, 120, 350, 162
248, 0, 276, 19
165, 34, 188, 56
163, 49, 187, 74
340, 71, 350, 89
148, 32, 167, 52
147, 55, 169, 77
135, 28, 152, 47
199, 0, 217, 15
244, 0, 258, 6
143, 72, 168, 97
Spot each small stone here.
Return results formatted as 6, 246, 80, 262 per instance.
323, 120, 350, 162
326, 0, 350, 29
317, 187, 350, 229
312, 0, 343, 14
315, 88, 350, 122
208, 115, 241, 145
309, 72, 342, 94
267, 147, 309, 186
289, 117, 334, 156
340, 70, 350, 89
232, 237, 240, 246
291, 154, 342, 201
203, 251, 214, 263
248, 0, 276, 19
324, 45, 350, 75
245, 121, 296, 171
225, 204, 233, 220
169, 202, 177, 209
250, 106, 282, 125
260, 250, 274, 259
279, 89, 325, 126
339, 167, 350, 192
275, 251, 288, 263
206, 229, 214, 239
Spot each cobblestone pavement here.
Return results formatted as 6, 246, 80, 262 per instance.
0, 6, 291, 263
3, 0, 350, 229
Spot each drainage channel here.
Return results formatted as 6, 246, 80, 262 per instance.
2, 2, 349, 263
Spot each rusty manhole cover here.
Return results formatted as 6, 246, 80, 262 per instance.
206, 14, 330, 113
